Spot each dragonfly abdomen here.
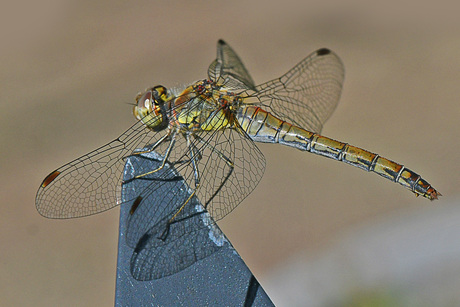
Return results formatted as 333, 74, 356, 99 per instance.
237, 106, 439, 200
311, 137, 440, 200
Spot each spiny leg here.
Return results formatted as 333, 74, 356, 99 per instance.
188, 133, 202, 186
159, 133, 203, 240
165, 135, 201, 167
130, 131, 177, 181
193, 134, 234, 208
129, 133, 170, 157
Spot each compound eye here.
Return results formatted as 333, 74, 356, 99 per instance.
137, 91, 153, 111
133, 90, 155, 121
133, 87, 168, 131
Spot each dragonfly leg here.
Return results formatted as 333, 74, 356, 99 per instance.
158, 210, 208, 241
187, 134, 201, 186
163, 134, 203, 231
132, 131, 177, 180
158, 222, 171, 241
126, 133, 170, 158
159, 132, 235, 240
193, 134, 234, 209
164, 189, 199, 234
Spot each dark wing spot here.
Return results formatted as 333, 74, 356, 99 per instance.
316, 48, 331, 56
41, 170, 61, 188
129, 196, 143, 215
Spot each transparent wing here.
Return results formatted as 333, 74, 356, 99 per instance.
208, 40, 345, 133
123, 157, 226, 280
35, 119, 170, 219
120, 148, 224, 280
124, 124, 266, 248
246, 48, 345, 133
36, 110, 265, 222
121, 122, 265, 280
208, 39, 256, 91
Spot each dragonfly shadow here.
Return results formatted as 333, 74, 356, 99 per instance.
121, 148, 228, 281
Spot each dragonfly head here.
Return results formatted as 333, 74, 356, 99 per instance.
134, 85, 171, 131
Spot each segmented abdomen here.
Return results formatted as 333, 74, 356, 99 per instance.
237, 106, 440, 200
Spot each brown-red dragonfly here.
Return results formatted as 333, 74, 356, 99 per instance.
36, 40, 440, 280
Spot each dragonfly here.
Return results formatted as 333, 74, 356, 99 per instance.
36, 40, 440, 280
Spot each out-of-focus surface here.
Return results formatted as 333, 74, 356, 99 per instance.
1, 0, 458, 305
264, 198, 460, 306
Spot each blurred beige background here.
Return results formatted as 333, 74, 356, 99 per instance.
1, 0, 459, 305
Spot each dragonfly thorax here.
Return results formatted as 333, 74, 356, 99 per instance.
133, 85, 171, 131
174, 80, 242, 132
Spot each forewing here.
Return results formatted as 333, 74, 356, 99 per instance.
121, 146, 225, 280
193, 125, 266, 219
208, 39, 256, 91
125, 123, 266, 245
248, 48, 345, 133
35, 119, 168, 219
123, 122, 266, 279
